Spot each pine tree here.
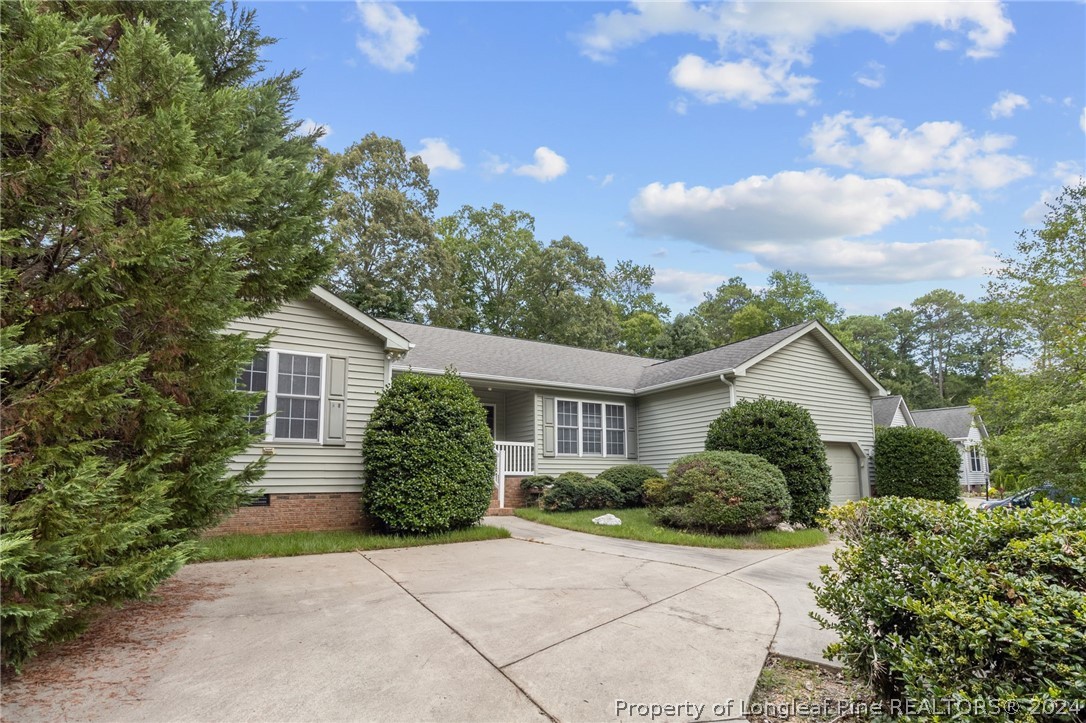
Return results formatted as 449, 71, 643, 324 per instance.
1, 1, 330, 667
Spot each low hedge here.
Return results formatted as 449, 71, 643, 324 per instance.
596, 464, 661, 507
874, 425, 961, 501
649, 451, 791, 534
813, 497, 1086, 715
541, 472, 624, 512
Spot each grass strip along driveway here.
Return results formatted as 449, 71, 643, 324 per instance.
196, 525, 509, 562
515, 508, 827, 549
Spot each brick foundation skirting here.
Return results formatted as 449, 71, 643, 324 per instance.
207, 492, 368, 536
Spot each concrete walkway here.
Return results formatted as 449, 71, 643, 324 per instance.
5, 532, 802, 723
486, 516, 841, 668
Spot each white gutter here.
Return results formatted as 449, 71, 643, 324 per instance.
390, 365, 638, 396
633, 368, 741, 396
719, 373, 737, 407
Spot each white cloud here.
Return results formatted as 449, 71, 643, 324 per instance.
750, 237, 1000, 283
630, 169, 972, 249
578, 1, 1012, 106
807, 112, 1032, 189
854, 61, 885, 89
653, 268, 729, 303
988, 90, 1029, 119
934, 38, 956, 52
481, 152, 510, 175
1024, 161, 1084, 222
296, 118, 332, 143
355, 1, 426, 72
588, 173, 615, 188
513, 147, 569, 182
670, 55, 817, 107
1080, 107, 1086, 133
410, 138, 463, 171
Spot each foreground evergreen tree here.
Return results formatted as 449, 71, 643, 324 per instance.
1, 1, 329, 667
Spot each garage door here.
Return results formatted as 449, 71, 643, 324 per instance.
825, 443, 861, 505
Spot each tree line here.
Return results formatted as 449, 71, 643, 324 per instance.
322, 134, 1073, 415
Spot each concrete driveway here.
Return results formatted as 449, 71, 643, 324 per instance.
4, 521, 837, 723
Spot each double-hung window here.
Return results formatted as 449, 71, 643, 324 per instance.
555, 399, 625, 456
969, 447, 984, 473
237, 350, 325, 443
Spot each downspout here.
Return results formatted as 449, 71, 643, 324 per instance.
719, 373, 737, 407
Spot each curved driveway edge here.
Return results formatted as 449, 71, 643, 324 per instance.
486, 516, 841, 670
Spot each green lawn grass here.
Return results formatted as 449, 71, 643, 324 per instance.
515, 507, 827, 549
195, 525, 510, 562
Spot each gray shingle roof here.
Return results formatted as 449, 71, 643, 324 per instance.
381, 320, 659, 391
872, 395, 905, 427
636, 323, 810, 389
912, 406, 978, 439
381, 319, 817, 393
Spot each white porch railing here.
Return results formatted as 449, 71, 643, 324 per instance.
494, 441, 535, 508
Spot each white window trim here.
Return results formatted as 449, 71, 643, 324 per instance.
555, 398, 626, 457
257, 349, 327, 445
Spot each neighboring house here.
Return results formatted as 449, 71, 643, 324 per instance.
911, 406, 990, 493
871, 394, 914, 428
215, 287, 888, 533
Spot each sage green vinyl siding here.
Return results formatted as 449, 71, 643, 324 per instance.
637, 380, 731, 473
505, 390, 535, 444
736, 333, 875, 452
534, 391, 637, 476
227, 297, 388, 493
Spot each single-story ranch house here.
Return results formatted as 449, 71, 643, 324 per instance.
215, 287, 889, 534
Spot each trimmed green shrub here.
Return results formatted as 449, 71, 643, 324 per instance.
362, 371, 495, 533
596, 464, 661, 507
873, 426, 961, 502
650, 451, 791, 534
814, 498, 1086, 714
519, 475, 554, 506
542, 472, 624, 512
641, 477, 668, 507
706, 398, 830, 525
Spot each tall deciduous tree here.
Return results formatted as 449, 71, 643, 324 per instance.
1, 1, 329, 666
327, 133, 438, 320
977, 184, 1086, 492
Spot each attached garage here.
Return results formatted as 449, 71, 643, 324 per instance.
825, 443, 861, 505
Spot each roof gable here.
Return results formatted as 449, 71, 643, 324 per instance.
309, 287, 412, 352
912, 405, 984, 439
872, 395, 914, 427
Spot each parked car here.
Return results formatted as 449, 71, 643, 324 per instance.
978, 483, 1082, 510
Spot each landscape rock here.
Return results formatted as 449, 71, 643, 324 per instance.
592, 513, 622, 526
776, 522, 795, 533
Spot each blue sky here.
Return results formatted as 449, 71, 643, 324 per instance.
251, 1, 1086, 317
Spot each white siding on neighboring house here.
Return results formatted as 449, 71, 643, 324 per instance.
535, 391, 637, 477
890, 406, 908, 428
637, 380, 732, 473
227, 297, 388, 493
959, 423, 989, 490
735, 333, 875, 499
505, 390, 535, 444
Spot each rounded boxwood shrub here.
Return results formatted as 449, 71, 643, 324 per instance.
706, 398, 830, 526
362, 371, 496, 533
814, 498, 1086, 709
519, 474, 554, 505
874, 426, 960, 502
650, 451, 791, 534
542, 472, 624, 511
596, 464, 661, 507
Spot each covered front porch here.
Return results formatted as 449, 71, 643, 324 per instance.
469, 384, 536, 513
